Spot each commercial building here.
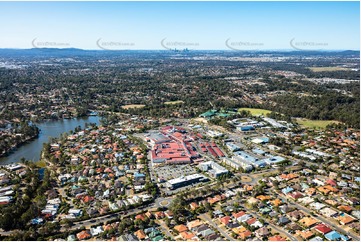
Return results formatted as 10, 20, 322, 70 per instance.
231, 150, 268, 169
222, 157, 242, 170
198, 161, 229, 178
305, 149, 332, 157
148, 133, 172, 145
166, 174, 208, 190
237, 125, 255, 132
260, 156, 286, 165
149, 127, 200, 165
251, 137, 269, 144
234, 151, 258, 163
150, 140, 191, 164
263, 117, 286, 129
206, 130, 223, 138
223, 157, 253, 172
292, 151, 317, 161
231, 155, 255, 172
226, 142, 241, 152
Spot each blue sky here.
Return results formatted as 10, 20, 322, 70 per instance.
0, 1, 359, 50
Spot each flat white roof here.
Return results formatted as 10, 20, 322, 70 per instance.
167, 173, 205, 185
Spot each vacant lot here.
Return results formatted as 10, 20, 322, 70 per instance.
238, 108, 272, 116
296, 118, 339, 129
309, 67, 350, 72
121, 104, 145, 109
164, 100, 184, 105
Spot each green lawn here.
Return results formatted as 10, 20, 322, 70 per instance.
121, 104, 146, 109
35, 159, 46, 168
296, 118, 339, 129
164, 100, 184, 105
238, 108, 272, 116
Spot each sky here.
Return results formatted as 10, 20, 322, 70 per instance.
0, 1, 359, 50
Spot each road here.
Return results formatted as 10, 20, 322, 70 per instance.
277, 193, 360, 241
0, 230, 16, 236
157, 220, 175, 240
59, 195, 173, 231
61, 206, 145, 231
246, 210, 298, 241
198, 213, 234, 241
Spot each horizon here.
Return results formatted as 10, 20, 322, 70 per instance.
0, 47, 359, 52
0, 1, 359, 51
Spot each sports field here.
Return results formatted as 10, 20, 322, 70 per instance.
296, 118, 339, 129
238, 108, 272, 116
121, 104, 146, 109
309, 67, 349, 72
164, 100, 184, 105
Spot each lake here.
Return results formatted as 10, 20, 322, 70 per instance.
0, 116, 100, 165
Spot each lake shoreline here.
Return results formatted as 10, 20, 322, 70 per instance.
0, 132, 40, 158
0, 115, 100, 165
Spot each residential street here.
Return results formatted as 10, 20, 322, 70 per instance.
277, 193, 360, 241
198, 213, 234, 241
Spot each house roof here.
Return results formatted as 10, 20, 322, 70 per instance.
255, 227, 269, 236
135, 214, 146, 221
287, 210, 305, 220
286, 222, 302, 231
76, 231, 91, 240
187, 219, 203, 230
338, 205, 353, 212
337, 214, 355, 225
270, 198, 282, 207
314, 223, 332, 234
180, 231, 196, 240
269, 235, 286, 241
190, 202, 199, 210
134, 230, 146, 240
299, 217, 319, 227
195, 224, 209, 233
174, 224, 188, 233
246, 217, 257, 225
154, 211, 164, 218
325, 199, 338, 206
325, 231, 341, 241
232, 211, 246, 219
220, 216, 231, 225
256, 195, 271, 201
239, 230, 252, 240
280, 173, 298, 180
282, 186, 294, 194
296, 230, 315, 240
326, 179, 337, 186
278, 216, 290, 224
232, 226, 247, 235
306, 188, 316, 196
289, 191, 303, 199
